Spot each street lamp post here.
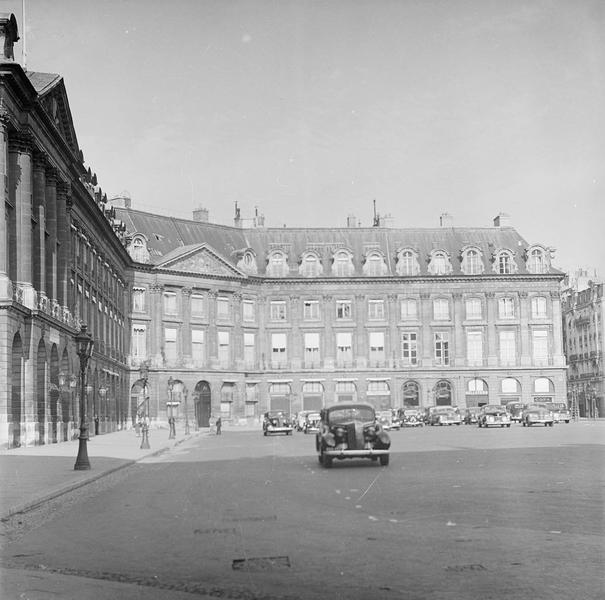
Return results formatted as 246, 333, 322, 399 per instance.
139, 362, 150, 449
98, 384, 107, 435
74, 325, 94, 471
168, 376, 176, 439
183, 385, 190, 435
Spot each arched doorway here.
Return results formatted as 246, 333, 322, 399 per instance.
11, 333, 23, 448
402, 381, 420, 407
366, 380, 391, 410
434, 380, 453, 406
302, 382, 323, 411
36, 339, 47, 445
195, 381, 211, 427
269, 383, 291, 413
130, 380, 145, 429
50, 345, 60, 443
466, 378, 489, 407
335, 381, 356, 403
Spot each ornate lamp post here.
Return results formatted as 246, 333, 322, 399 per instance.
167, 376, 176, 439
139, 362, 150, 449
74, 325, 94, 471
183, 385, 190, 435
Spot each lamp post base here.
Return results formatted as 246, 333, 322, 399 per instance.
74, 434, 91, 470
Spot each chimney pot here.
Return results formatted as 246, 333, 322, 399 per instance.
440, 212, 454, 227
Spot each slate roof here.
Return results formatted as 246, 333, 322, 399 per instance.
116, 207, 563, 277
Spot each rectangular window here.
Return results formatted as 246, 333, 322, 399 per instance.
369, 331, 385, 365
499, 330, 516, 365
433, 298, 450, 320
132, 325, 147, 359
243, 299, 255, 322
270, 300, 287, 321
336, 332, 353, 366
434, 332, 449, 365
132, 288, 146, 312
191, 294, 205, 317
531, 296, 547, 319
368, 300, 385, 320
164, 291, 177, 315
191, 329, 205, 365
271, 333, 287, 367
218, 330, 230, 367
465, 298, 482, 320
498, 297, 515, 319
303, 300, 320, 320
400, 298, 417, 320
336, 300, 352, 319
533, 330, 548, 364
216, 297, 230, 319
466, 331, 483, 365
164, 327, 177, 361
401, 332, 417, 365
244, 332, 255, 367
304, 332, 321, 367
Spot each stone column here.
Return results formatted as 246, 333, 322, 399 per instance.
208, 290, 218, 368
420, 291, 432, 366
257, 297, 266, 369
233, 293, 244, 369
289, 295, 301, 369
550, 291, 565, 366
56, 181, 71, 309
32, 153, 46, 295
45, 167, 58, 302
388, 294, 398, 368
181, 287, 192, 367
519, 291, 531, 366
150, 284, 164, 367
9, 135, 35, 307
453, 292, 464, 367
486, 292, 498, 367
0, 116, 10, 299
322, 294, 334, 368
355, 294, 367, 368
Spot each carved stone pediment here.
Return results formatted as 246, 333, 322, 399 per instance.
156, 244, 245, 278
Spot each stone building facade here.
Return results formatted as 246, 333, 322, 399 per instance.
117, 204, 568, 429
0, 15, 131, 448
561, 272, 604, 417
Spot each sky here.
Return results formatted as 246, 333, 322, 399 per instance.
4, 0, 604, 277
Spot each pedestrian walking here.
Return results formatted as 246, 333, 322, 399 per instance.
216, 416, 222, 435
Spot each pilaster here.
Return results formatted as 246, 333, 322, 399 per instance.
355, 294, 367, 368
420, 291, 432, 365
45, 167, 58, 301
0, 117, 10, 298
486, 292, 498, 367
519, 291, 531, 366
32, 152, 46, 295
322, 294, 334, 368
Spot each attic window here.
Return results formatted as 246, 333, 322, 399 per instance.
154, 233, 164, 241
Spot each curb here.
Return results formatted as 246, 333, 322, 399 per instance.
0, 433, 200, 522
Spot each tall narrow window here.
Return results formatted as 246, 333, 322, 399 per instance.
499, 331, 516, 365
401, 332, 418, 365
369, 332, 385, 366
302, 254, 320, 277
531, 296, 547, 319
498, 252, 513, 274
163, 291, 177, 315
244, 332, 255, 367
304, 332, 320, 367
498, 297, 515, 319
532, 330, 548, 364
216, 296, 230, 319
270, 300, 287, 321
401, 298, 418, 320
433, 298, 450, 320
336, 300, 352, 319
528, 249, 546, 274
164, 327, 177, 362
271, 333, 288, 367
303, 300, 319, 320
191, 294, 205, 318
368, 299, 385, 320
434, 332, 449, 365
191, 330, 205, 365
218, 331, 230, 367
465, 297, 482, 320
466, 331, 483, 365
336, 332, 353, 366
464, 249, 482, 275
132, 288, 146, 312
132, 325, 147, 359
243, 299, 255, 322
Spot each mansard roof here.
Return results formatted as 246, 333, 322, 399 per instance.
116, 207, 564, 277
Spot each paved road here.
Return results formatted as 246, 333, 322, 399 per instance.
1, 422, 604, 600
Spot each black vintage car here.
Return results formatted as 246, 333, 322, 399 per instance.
316, 403, 391, 468
262, 411, 294, 436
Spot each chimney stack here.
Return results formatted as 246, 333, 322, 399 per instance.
440, 212, 454, 227
493, 213, 511, 227
193, 206, 209, 222
347, 214, 356, 228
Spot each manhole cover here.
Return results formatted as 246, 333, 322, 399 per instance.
232, 556, 291, 572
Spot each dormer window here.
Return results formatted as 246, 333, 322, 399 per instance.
267, 251, 288, 277
332, 249, 354, 277
492, 249, 517, 274
396, 249, 420, 276
237, 250, 258, 275
527, 247, 549, 274
299, 252, 323, 277
129, 236, 149, 263
461, 247, 484, 275
363, 251, 387, 276
428, 250, 453, 276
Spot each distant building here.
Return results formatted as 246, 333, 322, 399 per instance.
116, 201, 568, 429
561, 270, 604, 417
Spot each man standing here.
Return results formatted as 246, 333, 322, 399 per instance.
216, 416, 222, 435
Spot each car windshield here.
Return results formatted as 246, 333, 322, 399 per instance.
434, 407, 454, 413
328, 406, 375, 424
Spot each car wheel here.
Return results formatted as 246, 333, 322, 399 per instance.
507, 424, 511, 428
324, 455, 333, 468
263, 430, 267, 436
318, 452, 323, 465
380, 455, 390, 466
549, 422, 554, 427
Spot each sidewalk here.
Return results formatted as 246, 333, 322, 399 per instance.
0, 427, 205, 521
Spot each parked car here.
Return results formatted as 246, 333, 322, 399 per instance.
477, 405, 511, 428
295, 411, 312, 432
390, 409, 402, 430
521, 405, 554, 427
462, 407, 481, 424
376, 409, 395, 430
316, 403, 390, 468
427, 406, 462, 426
303, 411, 321, 434
542, 402, 571, 423
263, 411, 294, 436
505, 402, 524, 423
399, 408, 424, 427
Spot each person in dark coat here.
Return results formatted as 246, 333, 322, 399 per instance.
216, 417, 222, 435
